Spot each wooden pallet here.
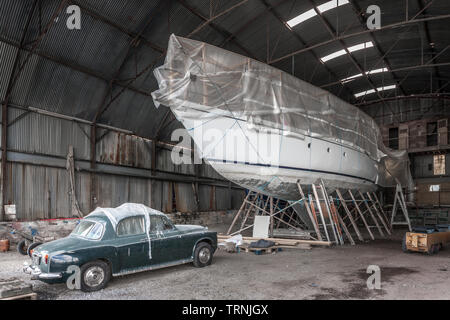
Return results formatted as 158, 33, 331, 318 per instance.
238, 245, 280, 255
0, 292, 37, 300
218, 235, 331, 246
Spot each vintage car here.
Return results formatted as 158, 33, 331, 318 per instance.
23, 203, 217, 292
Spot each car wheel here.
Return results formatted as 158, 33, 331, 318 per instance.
17, 239, 29, 255
193, 242, 213, 268
80, 260, 111, 292
27, 242, 42, 257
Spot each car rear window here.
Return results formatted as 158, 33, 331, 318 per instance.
117, 216, 145, 236
72, 221, 104, 240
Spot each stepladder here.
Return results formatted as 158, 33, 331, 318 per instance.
391, 184, 412, 232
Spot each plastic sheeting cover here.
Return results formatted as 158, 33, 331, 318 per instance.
377, 146, 414, 190
86, 203, 167, 259
152, 34, 412, 188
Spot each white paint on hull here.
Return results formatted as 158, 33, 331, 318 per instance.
174, 109, 378, 200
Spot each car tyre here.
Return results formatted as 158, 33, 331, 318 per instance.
27, 242, 42, 257
80, 260, 111, 292
193, 242, 213, 268
17, 239, 29, 255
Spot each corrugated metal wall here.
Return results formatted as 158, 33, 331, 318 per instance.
2, 107, 245, 221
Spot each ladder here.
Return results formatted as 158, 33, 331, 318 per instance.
309, 181, 343, 245
391, 184, 412, 232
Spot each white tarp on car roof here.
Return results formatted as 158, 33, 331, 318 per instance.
86, 203, 167, 259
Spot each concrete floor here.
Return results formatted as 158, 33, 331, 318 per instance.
1, 228, 450, 300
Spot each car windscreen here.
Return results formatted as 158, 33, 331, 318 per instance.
71, 220, 104, 240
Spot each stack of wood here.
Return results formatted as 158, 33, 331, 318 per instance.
0, 278, 36, 300
218, 235, 331, 254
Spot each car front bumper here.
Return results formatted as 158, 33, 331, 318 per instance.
23, 263, 62, 280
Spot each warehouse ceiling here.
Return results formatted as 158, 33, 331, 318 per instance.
0, 0, 449, 140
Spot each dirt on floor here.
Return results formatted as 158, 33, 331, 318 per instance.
1, 227, 450, 300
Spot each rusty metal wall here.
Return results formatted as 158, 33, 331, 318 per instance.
96, 131, 153, 169
9, 108, 91, 160
3, 107, 245, 221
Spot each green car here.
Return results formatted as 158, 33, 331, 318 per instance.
23, 204, 217, 292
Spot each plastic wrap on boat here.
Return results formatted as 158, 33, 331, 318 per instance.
377, 146, 414, 189
152, 34, 412, 189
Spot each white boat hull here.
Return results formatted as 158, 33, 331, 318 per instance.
177, 112, 378, 201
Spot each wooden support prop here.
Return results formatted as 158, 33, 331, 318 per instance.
329, 196, 351, 245
366, 192, 391, 236
372, 192, 390, 226
240, 193, 259, 231
297, 182, 323, 241
308, 195, 320, 230
336, 210, 355, 245
348, 190, 375, 240
228, 194, 308, 237
269, 196, 274, 237
227, 191, 252, 235
318, 181, 340, 245
336, 189, 364, 242
359, 191, 385, 237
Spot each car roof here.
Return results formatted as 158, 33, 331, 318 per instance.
85, 203, 167, 230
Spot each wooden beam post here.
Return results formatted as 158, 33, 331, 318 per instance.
349, 190, 375, 240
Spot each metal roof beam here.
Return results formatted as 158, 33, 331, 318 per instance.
417, 0, 442, 91
259, 0, 356, 99
355, 93, 450, 107
218, 0, 290, 49
0, 36, 153, 98
269, 13, 450, 65
320, 62, 450, 88
308, 0, 395, 112
93, 0, 167, 123
186, 0, 250, 38
177, 0, 258, 60
69, 0, 165, 53
347, 0, 407, 96
2, 0, 66, 221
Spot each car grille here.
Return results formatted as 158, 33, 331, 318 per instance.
32, 253, 41, 266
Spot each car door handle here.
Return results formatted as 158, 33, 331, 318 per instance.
140, 239, 148, 243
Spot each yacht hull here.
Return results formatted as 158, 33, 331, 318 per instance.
178, 114, 378, 200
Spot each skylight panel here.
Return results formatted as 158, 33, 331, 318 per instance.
341, 67, 389, 83
317, 0, 349, 13
320, 49, 346, 62
368, 67, 388, 75
354, 89, 375, 98
287, 9, 317, 27
287, 0, 349, 28
378, 84, 396, 91
320, 41, 373, 63
348, 41, 374, 52
341, 73, 363, 83
354, 84, 396, 98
